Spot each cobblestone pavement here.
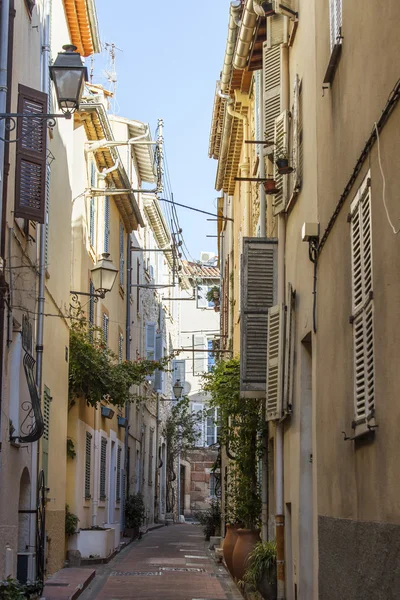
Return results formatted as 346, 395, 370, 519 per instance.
79, 523, 242, 600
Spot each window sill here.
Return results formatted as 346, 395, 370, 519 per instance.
323, 43, 342, 86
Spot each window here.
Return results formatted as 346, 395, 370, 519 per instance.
207, 339, 215, 372
206, 408, 219, 446
197, 286, 214, 309
85, 432, 92, 499
118, 332, 123, 363
193, 335, 206, 375
148, 429, 154, 485
209, 473, 216, 498
119, 221, 125, 287
102, 313, 109, 346
89, 281, 95, 340
192, 402, 205, 446
100, 437, 107, 500
104, 196, 110, 253
116, 446, 122, 502
172, 359, 186, 384
89, 162, 96, 247
350, 174, 375, 434
329, 0, 342, 51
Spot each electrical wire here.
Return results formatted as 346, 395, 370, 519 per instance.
374, 122, 400, 235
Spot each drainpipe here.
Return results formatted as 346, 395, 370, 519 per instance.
0, 0, 10, 239
226, 104, 250, 236
124, 232, 131, 517
221, 1, 242, 93
275, 42, 290, 600
233, 0, 257, 70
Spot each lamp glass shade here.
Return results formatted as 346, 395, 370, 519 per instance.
172, 379, 184, 400
90, 253, 118, 294
49, 45, 88, 113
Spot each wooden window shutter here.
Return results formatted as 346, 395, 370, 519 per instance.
267, 14, 287, 49
42, 386, 51, 482
263, 43, 282, 149
102, 313, 109, 345
85, 432, 92, 499
240, 238, 278, 397
119, 222, 124, 286
254, 71, 261, 156
116, 446, 122, 502
15, 85, 48, 223
104, 196, 110, 253
100, 437, 107, 500
266, 304, 285, 421
154, 333, 163, 391
329, 0, 342, 51
291, 75, 303, 197
350, 175, 375, 432
193, 335, 206, 375
283, 283, 295, 415
273, 110, 290, 215
272, 0, 297, 20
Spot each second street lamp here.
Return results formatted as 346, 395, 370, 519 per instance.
70, 253, 118, 300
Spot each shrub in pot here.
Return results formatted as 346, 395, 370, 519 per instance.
195, 498, 221, 541
125, 492, 145, 538
243, 540, 277, 600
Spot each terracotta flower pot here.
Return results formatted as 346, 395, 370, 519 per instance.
276, 158, 293, 175
232, 528, 261, 582
263, 179, 280, 195
222, 524, 240, 577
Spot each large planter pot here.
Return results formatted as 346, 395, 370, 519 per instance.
222, 524, 240, 577
232, 528, 261, 582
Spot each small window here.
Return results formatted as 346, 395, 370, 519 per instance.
100, 437, 107, 500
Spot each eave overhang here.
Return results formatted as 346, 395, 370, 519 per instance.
63, 0, 101, 57
143, 194, 174, 268
76, 103, 145, 232
109, 116, 156, 184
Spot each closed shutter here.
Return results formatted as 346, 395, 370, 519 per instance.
196, 285, 208, 308
273, 110, 290, 215
273, 0, 297, 19
263, 43, 282, 149
100, 437, 107, 500
283, 283, 295, 414
44, 165, 50, 267
329, 0, 342, 51
148, 429, 154, 484
89, 197, 95, 247
350, 176, 374, 429
102, 313, 109, 346
193, 335, 206, 375
104, 196, 110, 253
266, 304, 285, 421
291, 75, 303, 196
254, 70, 261, 155
240, 238, 278, 397
85, 432, 92, 499
192, 403, 204, 446
118, 333, 123, 363
116, 446, 122, 502
15, 85, 48, 223
146, 323, 156, 384
267, 14, 287, 49
42, 386, 51, 482
119, 222, 124, 287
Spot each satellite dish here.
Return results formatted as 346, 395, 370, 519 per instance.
183, 382, 191, 395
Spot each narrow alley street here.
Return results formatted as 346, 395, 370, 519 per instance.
79, 524, 241, 600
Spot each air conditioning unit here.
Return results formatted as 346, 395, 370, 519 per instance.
200, 251, 216, 264
254, 0, 297, 20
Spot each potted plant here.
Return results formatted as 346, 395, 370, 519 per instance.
65, 504, 79, 536
253, 1, 275, 17
275, 155, 293, 175
206, 285, 220, 308
243, 540, 277, 600
263, 179, 280, 195
195, 498, 221, 541
124, 492, 146, 538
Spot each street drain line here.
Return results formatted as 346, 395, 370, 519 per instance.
110, 571, 161, 577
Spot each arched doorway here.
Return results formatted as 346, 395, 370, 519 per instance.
17, 468, 31, 583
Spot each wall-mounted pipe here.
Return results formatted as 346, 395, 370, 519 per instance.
233, 0, 258, 70
226, 104, 250, 236
221, 1, 242, 93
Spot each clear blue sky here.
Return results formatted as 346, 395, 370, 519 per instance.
94, 0, 230, 261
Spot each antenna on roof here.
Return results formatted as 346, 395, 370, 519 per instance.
89, 55, 95, 84
103, 42, 123, 112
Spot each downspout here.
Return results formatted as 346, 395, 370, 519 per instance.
226, 103, 250, 236
0, 0, 14, 449
124, 232, 131, 515
276, 42, 290, 600
233, 0, 258, 70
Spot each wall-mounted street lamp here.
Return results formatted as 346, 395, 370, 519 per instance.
70, 253, 118, 301
172, 379, 184, 400
0, 45, 88, 141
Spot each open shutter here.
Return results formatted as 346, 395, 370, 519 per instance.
42, 386, 51, 482
119, 222, 125, 286
273, 0, 297, 20
350, 177, 374, 430
273, 110, 290, 215
85, 432, 92, 499
146, 323, 156, 360
263, 42, 282, 149
193, 335, 206, 375
116, 446, 122, 502
329, 0, 342, 51
240, 238, 278, 397
15, 85, 48, 223
254, 70, 261, 155
100, 437, 107, 500
267, 14, 287, 49
192, 402, 204, 446
104, 196, 110, 252
266, 304, 285, 421
283, 283, 295, 414
291, 75, 303, 196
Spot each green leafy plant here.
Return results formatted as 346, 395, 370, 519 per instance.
66, 438, 76, 459
163, 397, 203, 514
206, 285, 220, 304
243, 540, 277, 591
68, 304, 175, 407
65, 504, 79, 536
195, 498, 221, 540
0, 577, 42, 599
125, 493, 146, 532
202, 358, 263, 529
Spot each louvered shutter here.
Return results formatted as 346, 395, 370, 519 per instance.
240, 238, 278, 397
267, 14, 287, 49
146, 323, 156, 360
263, 43, 282, 149
119, 222, 124, 286
273, 110, 290, 215
283, 283, 295, 414
254, 71, 261, 155
100, 437, 107, 500
85, 432, 92, 499
329, 0, 342, 51
193, 335, 206, 375
266, 304, 285, 421
15, 85, 48, 223
154, 333, 163, 391
104, 196, 110, 253
102, 313, 109, 345
118, 333, 123, 363
291, 75, 302, 195
192, 402, 204, 446
350, 176, 374, 429
272, 0, 297, 19
42, 386, 51, 482
116, 446, 122, 502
